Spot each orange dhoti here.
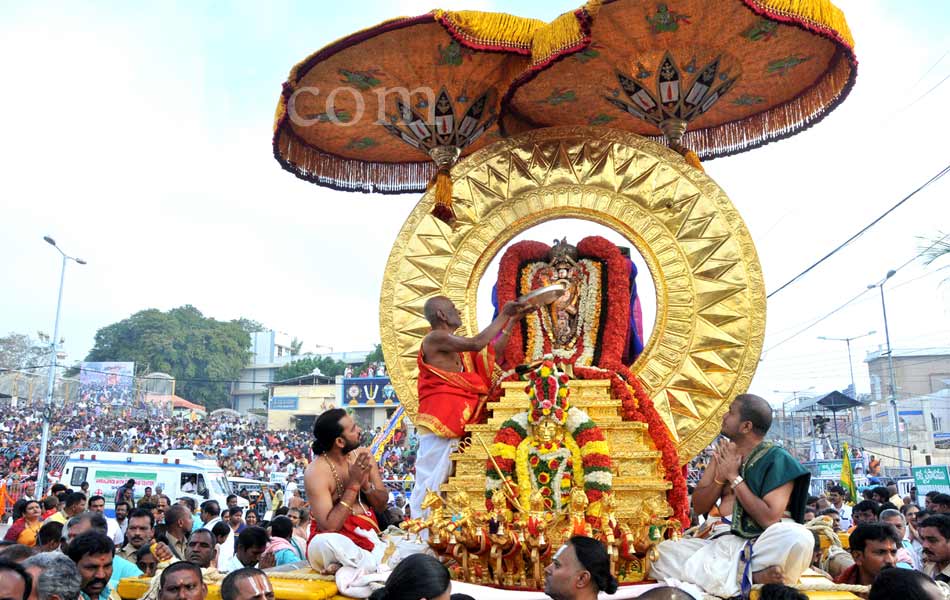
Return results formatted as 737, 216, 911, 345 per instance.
410, 347, 495, 518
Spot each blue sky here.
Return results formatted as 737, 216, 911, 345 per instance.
1, 1, 949, 406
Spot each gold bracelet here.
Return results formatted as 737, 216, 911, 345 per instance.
714, 478, 725, 485
338, 500, 354, 513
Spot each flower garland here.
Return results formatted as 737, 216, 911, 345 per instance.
487, 406, 612, 510
496, 241, 549, 369
575, 236, 630, 367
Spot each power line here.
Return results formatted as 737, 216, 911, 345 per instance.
767, 163, 950, 299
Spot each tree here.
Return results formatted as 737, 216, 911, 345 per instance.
0, 333, 49, 370
290, 337, 304, 356
274, 355, 346, 382
359, 343, 384, 373
84, 305, 254, 411
920, 232, 950, 283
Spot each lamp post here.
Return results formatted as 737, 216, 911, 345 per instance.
773, 387, 814, 450
868, 270, 903, 471
818, 330, 876, 449
37, 236, 86, 495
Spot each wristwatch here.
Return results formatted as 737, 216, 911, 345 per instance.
732, 475, 744, 488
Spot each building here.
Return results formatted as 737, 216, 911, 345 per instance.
228, 330, 377, 414
267, 372, 338, 431
859, 347, 950, 468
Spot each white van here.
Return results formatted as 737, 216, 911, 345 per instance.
61, 449, 245, 514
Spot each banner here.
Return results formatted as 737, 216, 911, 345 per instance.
343, 377, 399, 406
371, 406, 406, 461
92, 470, 157, 498
80, 362, 135, 407
913, 466, 950, 496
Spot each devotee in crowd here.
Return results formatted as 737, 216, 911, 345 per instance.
220, 568, 273, 600
543, 536, 618, 600
3, 501, 42, 546
0, 559, 32, 600
849, 501, 881, 530
827, 485, 853, 530
244, 512, 259, 529
650, 394, 813, 597
117, 509, 155, 562
137, 488, 155, 509
368, 554, 450, 600
65, 532, 122, 600
134, 546, 159, 578
409, 297, 529, 519
634, 588, 695, 600
0, 546, 35, 564
919, 514, 950, 583
86, 497, 124, 547
758, 584, 808, 600
48, 494, 87, 526
221, 527, 274, 574
35, 522, 64, 554
288, 509, 309, 552
833, 523, 899, 586
22, 552, 82, 600
199, 502, 221, 530
932, 494, 950, 515
868, 567, 946, 600
158, 562, 207, 600
880, 508, 921, 569
819, 508, 841, 532
186, 529, 217, 569
159, 504, 192, 560
264, 517, 303, 566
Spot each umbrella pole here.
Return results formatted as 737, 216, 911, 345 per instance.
833, 409, 841, 456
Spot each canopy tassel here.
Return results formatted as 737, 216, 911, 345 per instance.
428, 146, 461, 225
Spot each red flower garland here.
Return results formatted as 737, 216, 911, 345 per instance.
496, 240, 550, 368
575, 236, 630, 367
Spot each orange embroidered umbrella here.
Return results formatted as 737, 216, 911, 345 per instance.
500, 0, 857, 168
273, 9, 599, 223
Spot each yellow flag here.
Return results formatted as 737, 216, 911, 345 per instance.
841, 442, 857, 504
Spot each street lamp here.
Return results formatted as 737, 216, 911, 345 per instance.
37, 236, 86, 495
818, 330, 876, 448
773, 387, 814, 449
868, 270, 903, 470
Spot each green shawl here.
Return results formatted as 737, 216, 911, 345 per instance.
731, 442, 810, 539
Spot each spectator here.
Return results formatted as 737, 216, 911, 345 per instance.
199, 502, 221, 530
264, 517, 303, 566
35, 522, 64, 553
186, 529, 217, 569
40, 497, 59, 521
134, 546, 158, 578
868, 567, 945, 600
803, 508, 816, 523
137, 488, 155, 509
158, 562, 206, 600
114, 502, 130, 540
827, 486, 853, 530
113, 481, 135, 509
86, 497, 123, 547
47, 494, 86, 526
160, 504, 192, 560
0, 546, 35, 563
220, 568, 273, 600
925, 491, 940, 512
758, 584, 808, 600
818, 508, 841, 532
228, 510, 245, 536
244, 512, 259, 528
918, 514, 950, 583
64, 513, 109, 547
221, 527, 273, 573
65, 531, 118, 600
368, 554, 450, 600
117, 509, 154, 562
543, 537, 618, 600
633, 588, 695, 599
4, 501, 42, 546
61, 513, 145, 592
850, 501, 881, 529
932, 494, 950, 515
0, 559, 32, 600
22, 552, 82, 600
880, 508, 921, 569
834, 523, 899, 586
288, 509, 308, 551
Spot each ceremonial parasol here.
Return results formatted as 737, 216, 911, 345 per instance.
500, 0, 857, 169
272, 8, 597, 224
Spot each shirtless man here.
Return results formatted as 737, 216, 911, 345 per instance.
304, 408, 390, 572
409, 296, 530, 519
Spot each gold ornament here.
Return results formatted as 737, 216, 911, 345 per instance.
380, 126, 765, 462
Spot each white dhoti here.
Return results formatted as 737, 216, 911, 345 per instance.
408, 432, 459, 519
307, 529, 429, 598
650, 521, 813, 598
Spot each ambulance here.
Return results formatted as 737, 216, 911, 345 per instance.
60, 449, 245, 513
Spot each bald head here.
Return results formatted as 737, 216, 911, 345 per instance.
637, 586, 697, 600
423, 296, 455, 326
736, 393, 772, 436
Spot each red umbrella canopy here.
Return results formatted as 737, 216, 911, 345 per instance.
501, 0, 857, 166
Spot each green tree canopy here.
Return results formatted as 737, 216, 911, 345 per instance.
84, 305, 254, 410
274, 355, 346, 382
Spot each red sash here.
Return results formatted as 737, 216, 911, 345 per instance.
416, 347, 494, 438
309, 504, 380, 553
